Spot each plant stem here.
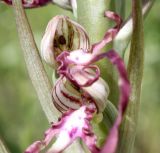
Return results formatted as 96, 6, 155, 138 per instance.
77, 0, 110, 44
12, 0, 59, 123
117, 0, 144, 153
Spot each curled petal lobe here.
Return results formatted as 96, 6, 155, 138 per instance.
67, 65, 100, 87
56, 50, 99, 87
1, 0, 51, 8
41, 16, 90, 67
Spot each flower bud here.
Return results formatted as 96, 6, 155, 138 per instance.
41, 15, 90, 67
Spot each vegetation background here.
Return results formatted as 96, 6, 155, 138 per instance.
0, 1, 160, 153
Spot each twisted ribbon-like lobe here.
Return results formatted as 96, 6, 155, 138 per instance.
92, 11, 122, 55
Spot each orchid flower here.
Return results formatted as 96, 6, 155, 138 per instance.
1, 0, 76, 11
0, 0, 51, 8
25, 11, 130, 153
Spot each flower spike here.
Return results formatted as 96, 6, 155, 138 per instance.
25, 11, 130, 153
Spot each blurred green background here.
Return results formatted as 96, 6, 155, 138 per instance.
0, 1, 160, 153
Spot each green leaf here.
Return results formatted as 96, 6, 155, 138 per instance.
12, 0, 59, 123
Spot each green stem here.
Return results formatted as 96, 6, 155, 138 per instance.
12, 0, 59, 123
77, 0, 110, 43
117, 0, 144, 153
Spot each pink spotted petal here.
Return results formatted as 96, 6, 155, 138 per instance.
25, 104, 99, 153
92, 11, 122, 54
1, 0, 51, 8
